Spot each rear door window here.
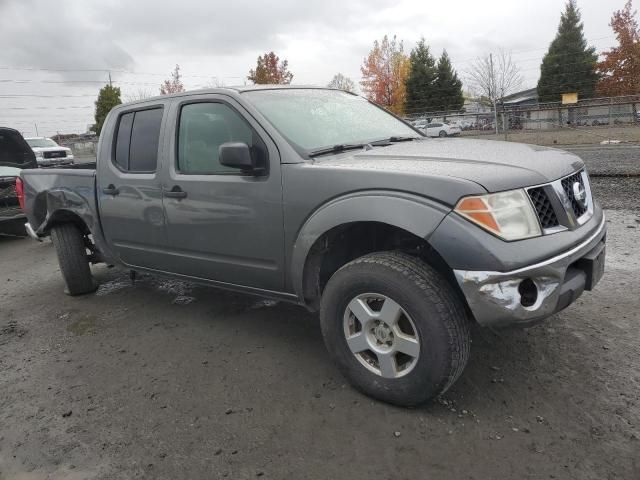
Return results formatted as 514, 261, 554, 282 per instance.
113, 108, 163, 172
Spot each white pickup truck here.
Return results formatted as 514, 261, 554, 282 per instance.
25, 137, 74, 167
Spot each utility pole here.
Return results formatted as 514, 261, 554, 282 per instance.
108, 71, 112, 87
490, 53, 499, 136
34, 123, 39, 136
503, 106, 508, 141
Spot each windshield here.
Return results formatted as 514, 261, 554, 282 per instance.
26, 138, 58, 148
243, 89, 419, 153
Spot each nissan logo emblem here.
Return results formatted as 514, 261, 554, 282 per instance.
572, 181, 587, 208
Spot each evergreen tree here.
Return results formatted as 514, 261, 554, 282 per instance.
404, 38, 438, 114
537, 0, 598, 102
94, 84, 122, 136
431, 50, 464, 111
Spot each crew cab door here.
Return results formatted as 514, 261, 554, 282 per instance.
97, 104, 169, 268
159, 94, 284, 291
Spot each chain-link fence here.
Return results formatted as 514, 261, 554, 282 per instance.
405, 94, 640, 145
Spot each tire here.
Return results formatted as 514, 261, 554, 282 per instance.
320, 251, 470, 406
50, 223, 97, 296
438, 130, 447, 137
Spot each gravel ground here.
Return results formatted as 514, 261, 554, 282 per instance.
463, 125, 640, 146
0, 179, 638, 480
591, 176, 640, 210
566, 145, 640, 176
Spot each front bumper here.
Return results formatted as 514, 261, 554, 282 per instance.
454, 215, 606, 327
37, 158, 74, 167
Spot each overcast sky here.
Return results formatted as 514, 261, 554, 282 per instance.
0, 0, 622, 137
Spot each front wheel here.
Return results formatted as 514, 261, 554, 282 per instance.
320, 252, 470, 406
438, 130, 447, 137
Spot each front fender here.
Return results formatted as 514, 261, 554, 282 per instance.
289, 191, 451, 299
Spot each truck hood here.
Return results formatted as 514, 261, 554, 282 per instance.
315, 138, 585, 192
0, 166, 21, 177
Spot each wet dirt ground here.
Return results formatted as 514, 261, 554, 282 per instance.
1, 178, 639, 480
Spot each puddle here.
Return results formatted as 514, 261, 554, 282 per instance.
95, 277, 131, 296
93, 273, 198, 305
172, 295, 195, 305
153, 279, 196, 305
154, 279, 193, 295
66, 315, 98, 336
250, 299, 280, 309
0, 319, 27, 345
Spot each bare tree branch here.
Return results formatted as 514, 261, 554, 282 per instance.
466, 49, 523, 103
124, 89, 153, 102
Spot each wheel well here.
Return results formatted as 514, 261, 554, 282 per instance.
301, 222, 463, 311
43, 210, 90, 236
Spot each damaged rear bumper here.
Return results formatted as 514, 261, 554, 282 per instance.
454, 215, 606, 327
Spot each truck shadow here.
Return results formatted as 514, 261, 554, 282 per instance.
87, 266, 608, 418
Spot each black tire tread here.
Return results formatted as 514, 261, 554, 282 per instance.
321, 251, 470, 404
51, 223, 96, 296
346, 252, 470, 393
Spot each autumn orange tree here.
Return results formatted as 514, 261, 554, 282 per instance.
248, 52, 293, 84
360, 35, 410, 115
596, 1, 640, 96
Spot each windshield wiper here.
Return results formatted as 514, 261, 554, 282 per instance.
308, 143, 369, 158
371, 136, 420, 145
308, 136, 420, 157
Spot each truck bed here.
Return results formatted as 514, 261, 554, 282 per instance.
20, 168, 99, 236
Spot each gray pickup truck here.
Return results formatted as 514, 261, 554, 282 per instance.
19, 86, 606, 406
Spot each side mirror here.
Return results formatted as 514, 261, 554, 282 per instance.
219, 142, 255, 171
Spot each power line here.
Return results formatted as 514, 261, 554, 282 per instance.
0, 94, 97, 98
0, 65, 245, 80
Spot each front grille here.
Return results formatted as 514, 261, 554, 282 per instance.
43, 150, 67, 159
528, 187, 559, 229
561, 171, 588, 218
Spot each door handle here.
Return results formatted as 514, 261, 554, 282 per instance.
165, 186, 187, 199
103, 184, 119, 196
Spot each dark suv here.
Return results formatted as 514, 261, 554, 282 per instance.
0, 127, 36, 236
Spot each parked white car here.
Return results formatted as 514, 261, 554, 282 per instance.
450, 119, 474, 130
411, 119, 429, 130
25, 137, 74, 167
423, 122, 461, 138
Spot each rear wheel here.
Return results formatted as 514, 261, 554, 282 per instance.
51, 223, 97, 296
320, 251, 470, 406
438, 130, 447, 137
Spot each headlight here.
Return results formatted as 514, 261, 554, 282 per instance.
454, 189, 541, 241
35, 151, 44, 159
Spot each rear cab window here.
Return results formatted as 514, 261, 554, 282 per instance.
113, 107, 163, 173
